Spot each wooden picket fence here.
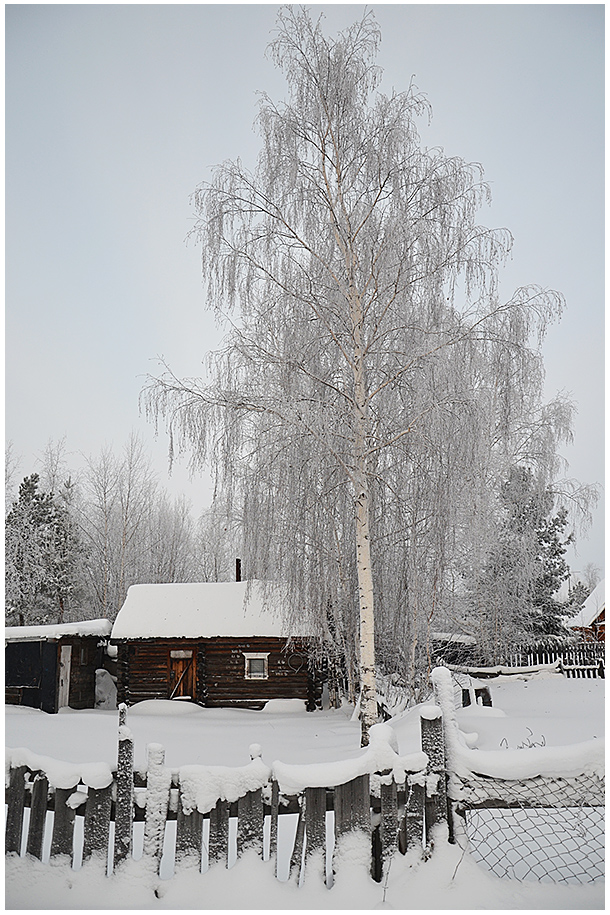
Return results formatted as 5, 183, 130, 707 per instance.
505, 643, 605, 678
5, 708, 447, 886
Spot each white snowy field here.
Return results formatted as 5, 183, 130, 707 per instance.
5, 672, 605, 909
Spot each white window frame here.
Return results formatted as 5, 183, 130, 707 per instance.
243, 652, 269, 680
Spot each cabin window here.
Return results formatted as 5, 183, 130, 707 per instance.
80, 647, 87, 666
243, 652, 269, 680
170, 650, 193, 659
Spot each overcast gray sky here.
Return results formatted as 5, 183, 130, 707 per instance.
6, 4, 604, 572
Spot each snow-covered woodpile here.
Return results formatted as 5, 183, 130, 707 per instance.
111, 581, 319, 710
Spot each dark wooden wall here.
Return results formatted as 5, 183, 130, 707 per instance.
63, 636, 103, 709
5, 641, 56, 712
116, 637, 319, 710
116, 639, 201, 706
204, 637, 312, 709
5, 635, 101, 712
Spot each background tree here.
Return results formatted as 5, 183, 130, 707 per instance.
5, 473, 84, 625
143, 8, 574, 743
5, 435, 208, 625
464, 466, 576, 658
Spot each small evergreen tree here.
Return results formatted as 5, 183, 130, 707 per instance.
469, 466, 573, 656
5, 473, 84, 625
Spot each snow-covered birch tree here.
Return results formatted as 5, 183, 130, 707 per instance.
143, 8, 567, 743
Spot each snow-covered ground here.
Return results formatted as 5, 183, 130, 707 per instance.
5, 672, 605, 909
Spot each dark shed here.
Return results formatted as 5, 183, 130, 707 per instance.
111, 581, 320, 710
5, 619, 112, 713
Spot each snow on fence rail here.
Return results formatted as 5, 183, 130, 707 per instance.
5, 706, 440, 888
430, 666, 605, 885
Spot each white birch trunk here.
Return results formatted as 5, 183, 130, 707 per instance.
351, 289, 378, 746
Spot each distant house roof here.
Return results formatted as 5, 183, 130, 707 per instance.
5, 619, 112, 643
111, 580, 307, 640
564, 579, 605, 629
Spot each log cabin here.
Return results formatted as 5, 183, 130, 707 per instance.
5, 619, 112, 713
111, 580, 320, 710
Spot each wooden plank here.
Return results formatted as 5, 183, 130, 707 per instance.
379, 780, 398, 863
208, 799, 229, 866
175, 803, 204, 869
50, 787, 76, 860
82, 785, 112, 865
404, 781, 424, 852
289, 795, 306, 881
5, 766, 28, 854
26, 774, 49, 859
304, 786, 326, 861
237, 788, 264, 857
420, 713, 447, 841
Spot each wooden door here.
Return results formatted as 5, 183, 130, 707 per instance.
58, 645, 72, 709
169, 649, 195, 699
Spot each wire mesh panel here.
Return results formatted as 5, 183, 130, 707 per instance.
454, 773, 605, 885
463, 805, 604, 884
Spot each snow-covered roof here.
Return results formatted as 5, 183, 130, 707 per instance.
564, 579, 605, 629
5, 619, 112, 643
111, 580, 308, 640
431, 631, 476, 645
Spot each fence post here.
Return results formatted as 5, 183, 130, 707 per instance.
420, 709, 448, 845
26, 773, 49, 860
379, 778, 398, 869
5, 765, 28, 855
143, 743, 171, 870
269, 780, 279, 872
113, 704, 134, 869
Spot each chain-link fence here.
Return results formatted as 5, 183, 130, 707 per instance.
453, 773, 605, 885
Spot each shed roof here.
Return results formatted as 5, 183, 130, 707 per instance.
5, 619, 112, 643
564, 579, 605, 629
111, 580, 307, 640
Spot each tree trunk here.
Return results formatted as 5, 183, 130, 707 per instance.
351, 288, 378, 747
355, 476, 378, 745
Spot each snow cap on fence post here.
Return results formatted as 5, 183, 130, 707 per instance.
430, 666, 461, 770
249, 743, 262, 760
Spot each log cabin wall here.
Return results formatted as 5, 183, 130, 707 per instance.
203, 637, 312, 709
116, 639, 202, 706
116, 637, 319, 709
